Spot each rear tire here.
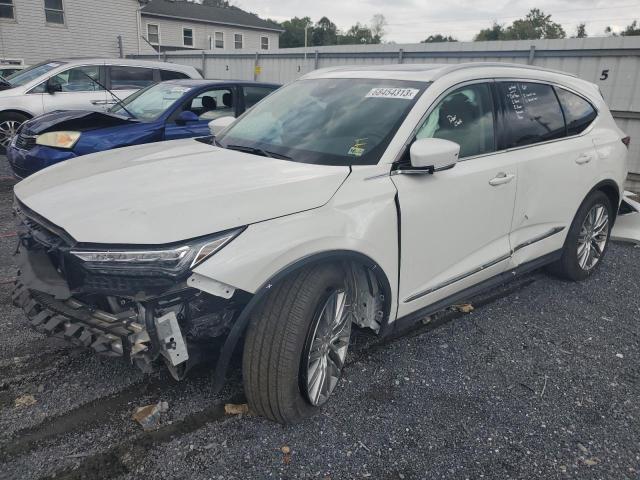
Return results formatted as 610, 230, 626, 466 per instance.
0, 112, 28, 154
242, 263, 351, 424
548, 190, 613, 281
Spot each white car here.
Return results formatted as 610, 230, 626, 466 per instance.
0, 64, 27, 79
12, 63, 629, 424
0, 58, 201, 151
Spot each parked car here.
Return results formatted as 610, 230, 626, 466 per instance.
0, 58, 202, 152
12, 63, 629, 424
7, 80, 280, 178
0, 64, 27, 79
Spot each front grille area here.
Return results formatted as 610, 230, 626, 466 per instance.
14, 133, 36, 151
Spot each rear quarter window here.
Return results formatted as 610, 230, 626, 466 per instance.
499, 81, 565, 148
160, 70, 190, 81
555, 87, 597, 136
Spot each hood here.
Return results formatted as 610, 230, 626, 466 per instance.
14, 139, 350, 244
22, 110, 135, 135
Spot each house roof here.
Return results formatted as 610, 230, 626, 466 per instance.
141, 0, 283, 33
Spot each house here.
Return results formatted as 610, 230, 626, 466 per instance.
0, 0, 155, 65
140, 0, 283, 52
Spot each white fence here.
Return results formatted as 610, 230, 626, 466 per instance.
131, 36, 640, 185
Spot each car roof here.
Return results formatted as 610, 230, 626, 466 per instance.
48, 57, 199, 73
163, 79, 281, 88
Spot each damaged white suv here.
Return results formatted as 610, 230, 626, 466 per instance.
13, 63, 629, 423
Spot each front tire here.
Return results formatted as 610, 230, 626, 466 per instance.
0, 112, 28, 154
242, 264, 351, 424
549, 191, 613, 281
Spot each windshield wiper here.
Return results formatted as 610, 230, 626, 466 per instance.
79, 71, 136, 119
225, 144, 292, 160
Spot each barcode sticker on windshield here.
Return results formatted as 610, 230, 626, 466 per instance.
366, 87, 419, 100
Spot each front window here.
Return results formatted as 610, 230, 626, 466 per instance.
0, 0, 14, 19
183, 28, 193, 47
261, 36, 269, 50
45, 65, 102, 92
217, 78, 427, 166
109, 82, 194, 121
9, 61, 64, 87
234, 33, 243, 49
214, 31, 224, 49
147, 24, 159, 45
180, 88, 234, 121
44, 0, 64, 24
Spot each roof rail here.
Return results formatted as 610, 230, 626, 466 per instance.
431, 62, 579, 81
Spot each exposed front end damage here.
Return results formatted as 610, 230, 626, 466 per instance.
12, 201, 250, 380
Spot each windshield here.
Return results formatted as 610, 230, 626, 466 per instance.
217, 78, 427, 166
109, 82, 193, 121
7, 61, 65, 87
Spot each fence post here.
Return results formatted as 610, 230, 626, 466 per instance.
314, 50, 319, 70
398, 48, 404, 64
117, 35, 124, 58
201, 51, 207, 78
527, 45, 536, 65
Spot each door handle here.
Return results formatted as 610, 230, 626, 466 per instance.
575, 153, 593, 165
489, 172, 515, 186
90, 100, 108, 105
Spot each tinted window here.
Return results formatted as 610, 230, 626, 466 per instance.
499, 82, 565, 148
243, 86, 276, 109
0, 0, 14, 19
556, 87, 597, 136
47, 65, 102, 92
184, 88, 234, 120
416, 83, 495, 158
44, 0, 64, 24
110, 66, 155, 90
160, 70, 190, 81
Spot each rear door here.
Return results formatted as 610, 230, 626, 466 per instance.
106, 65, 156, 109
164, 86, 237, 140
240, 85, 279, 112
497, 81, 599, 266
393, 81, 518, 318
40, 64, 107, 112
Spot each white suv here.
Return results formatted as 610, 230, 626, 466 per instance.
12, 63, 628, 423
0, 58, 201, 151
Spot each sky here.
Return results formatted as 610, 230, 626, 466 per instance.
230, 0, 640, 42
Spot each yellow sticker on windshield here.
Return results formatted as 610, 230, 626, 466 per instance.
348, 138, 367, 157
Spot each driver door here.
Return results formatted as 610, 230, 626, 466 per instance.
164, 86, 236, 140
41, 65, 107, 113
392, 82, 518, 318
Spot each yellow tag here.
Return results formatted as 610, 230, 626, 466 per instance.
254, 66, 262, 74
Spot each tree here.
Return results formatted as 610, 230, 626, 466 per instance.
279, 16, 312, 48
474, 22, 505, 41
311, 17, 338, 46
605, 25, 618, 37
370, 14, 387, 42
339, 22, 379, 44
622, 20, 640, 36
421, 34, 458, 43
574, 23, 588, 38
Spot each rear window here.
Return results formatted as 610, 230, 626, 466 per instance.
110, 66, 155, 90
555, 87, 597, 136
160, 69, 190, 81
499, 81, 565, 148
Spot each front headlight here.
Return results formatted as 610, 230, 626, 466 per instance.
70, 228, 243, 277
36, 131, 81, 149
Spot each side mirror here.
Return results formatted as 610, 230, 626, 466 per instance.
209, 116, 235, 136
46, 79, 62, 94
175, 110, 199, 125
409, 138, 460, 172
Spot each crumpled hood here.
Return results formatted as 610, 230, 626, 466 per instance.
22, 110, 134, 135
14, 139, 350, 244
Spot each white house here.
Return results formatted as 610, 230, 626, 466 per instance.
140, 0, 283, 52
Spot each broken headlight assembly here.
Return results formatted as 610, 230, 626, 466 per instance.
36, 131, 81, 149
69, 228, 243, 277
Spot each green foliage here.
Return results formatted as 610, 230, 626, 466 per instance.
574, 23, 588, 38
474, 22, 505, 41
279, 16, 313, 48
421, 34, 458, 43
276, 14, 385, 48
474, 9, 565, 41
622, 20, 640, 36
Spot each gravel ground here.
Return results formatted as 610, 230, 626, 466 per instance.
0, 155, 639, 480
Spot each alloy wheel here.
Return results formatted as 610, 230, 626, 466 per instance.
577, 203, 609, 271
0, 120, 20, 148
304, 289, 351, 406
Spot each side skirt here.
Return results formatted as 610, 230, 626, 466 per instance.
385, 250, 561, 337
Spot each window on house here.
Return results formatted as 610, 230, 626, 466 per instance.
215, 31, 224, 49
147, 24, 159, 45
0, 0, 15, 20
183, 28, 194, 47
44, 0, 64, 24
261, 36, 269, 50
234, 33, 243, 49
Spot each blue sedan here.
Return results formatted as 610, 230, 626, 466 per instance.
7, 79, 280, 178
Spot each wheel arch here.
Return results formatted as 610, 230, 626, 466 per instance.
0, 109, 34, 120
211, 249, 393, 393
589, 179, 620, 223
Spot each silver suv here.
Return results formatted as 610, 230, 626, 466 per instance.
0, 58, 202, 151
